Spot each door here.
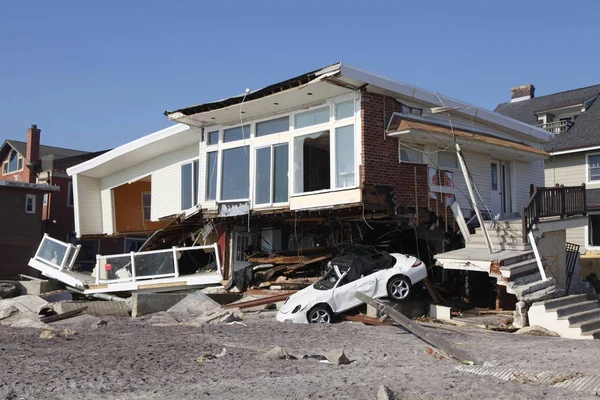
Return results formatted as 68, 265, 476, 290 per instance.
331, 273, 377, 312
490, 161, 502, 218
232, 231, 251, 272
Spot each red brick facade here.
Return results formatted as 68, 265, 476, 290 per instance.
361, 90, 453, 226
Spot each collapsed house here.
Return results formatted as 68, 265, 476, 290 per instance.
26, 63, 588, 312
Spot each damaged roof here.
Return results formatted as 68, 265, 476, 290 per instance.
495, 84, 600, 153
1, 140, 91, 160
165, 62, 553, 144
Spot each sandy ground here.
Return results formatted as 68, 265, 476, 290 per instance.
1, 312, 599, 400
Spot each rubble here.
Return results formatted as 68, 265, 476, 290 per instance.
513, 301, 529, 329
324, 349, 351, 365
167, 292, 221, 316
377, 385, 396, 400
0, 282, 18, 299
515, 325, 560, 337
264, 346, 295, 361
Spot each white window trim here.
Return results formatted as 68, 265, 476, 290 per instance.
199, 92, 361, 204
180, 158, 200, 212
25, 194, 36, 214
3, 150, 25, 175
586, 152, 600, 184
253, 143, 290, 208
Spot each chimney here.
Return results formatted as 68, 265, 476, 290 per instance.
510, 84, 535, 102
26, 124, 41, 163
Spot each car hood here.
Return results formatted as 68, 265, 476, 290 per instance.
280, 284, 330, 313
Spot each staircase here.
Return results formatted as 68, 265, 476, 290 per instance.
467, 219, 530, 252
529, 294, 600, 340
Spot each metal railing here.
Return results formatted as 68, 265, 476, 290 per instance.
33, 234, 81, 271
522, 183, 587, 243
94, 243, 221, 284
565, 242, 580, 295
536, 120, 574, 134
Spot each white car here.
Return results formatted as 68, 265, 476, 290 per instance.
276, 250, 428, 324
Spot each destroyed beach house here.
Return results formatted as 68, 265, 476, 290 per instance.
26, 63, 586, 304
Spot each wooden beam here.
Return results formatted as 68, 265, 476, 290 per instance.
355, 292, 480, 365
223, 293, 293, 309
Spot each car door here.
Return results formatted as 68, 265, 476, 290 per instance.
331, 273, 377, 312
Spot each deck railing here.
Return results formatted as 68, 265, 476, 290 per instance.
95, 243, 221, 284
536, 120, 574, 134
522, 183, 587, 243
33, 234, 81, 271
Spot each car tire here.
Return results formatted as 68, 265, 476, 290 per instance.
307, 305, 332, 324
387, 275, 411, 301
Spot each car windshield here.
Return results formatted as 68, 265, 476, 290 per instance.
314, 266, 343, 291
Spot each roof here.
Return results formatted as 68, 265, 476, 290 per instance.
0, 180, 60, 192
166, 62, 554, 144
67, 124, 195, 178
3, 140, 90, 160
495, 85, 600, 153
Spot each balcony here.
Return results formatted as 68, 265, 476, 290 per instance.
536, 120, 574, 134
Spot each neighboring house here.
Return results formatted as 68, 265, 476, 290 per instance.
495, 84, 600, 253
0, 180, 58, 279
52, 62, 558, 296
0, 125, 121, 276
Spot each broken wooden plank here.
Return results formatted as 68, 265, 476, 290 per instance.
342, 314, 391, 326
282, 255, 332, 275
223, 293, 293, 309
355, 292, 480, 365
40, 306, 88, 323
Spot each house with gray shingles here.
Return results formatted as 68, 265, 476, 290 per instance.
495, 84, 600, 279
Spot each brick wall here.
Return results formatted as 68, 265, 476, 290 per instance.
43, 175, 75, 241
361, 90, 454, 228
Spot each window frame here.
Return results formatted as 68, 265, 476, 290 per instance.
254, 143, 290, 208
399, 143, 425, 164
4, 149, 24, 175
141, 192, 151, 221
437, 150, 459, 170
587, 152, 600, 184
25, 194, 36, 214
180, 158, 200, 211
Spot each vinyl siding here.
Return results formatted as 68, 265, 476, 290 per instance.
515, 159, 545, 210
100, 189, 114, 235
567, 225, 586, 252
74, 174, 103, 236
98, 145, 199, 224
544, 153, 586, 187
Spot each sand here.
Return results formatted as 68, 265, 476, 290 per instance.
1, 313, 599, 399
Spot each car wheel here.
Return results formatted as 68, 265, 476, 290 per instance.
307, 305, 332, 324
387, 276, 411, 301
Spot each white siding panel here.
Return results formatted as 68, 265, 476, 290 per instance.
449, 150, 491, 214
567, 225, 586, 252
74, 174, 103, 236
98, 145, 199, 222
544, 153, 586, 187
100, 188, 114, 235
515, 159, 544, 211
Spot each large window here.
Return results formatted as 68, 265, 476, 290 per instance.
206, 151, 218, 201
399, 143, 424, 163
295, 106, 330, 129
181, 160, 199, 210
221, 146, 249, 200
335, 125, 355, 188
294, 131, 331, 194
588, 154, 600, 182
438, 151, 458, 169
256, 117, 289, 137
255, 144, 289, 205
224, 125, 250, 143
3, 149, 23, 174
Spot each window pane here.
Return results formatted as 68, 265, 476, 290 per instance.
8, 150, 18, 171
221, 146, 249, 200
294, 131, 330, 193
438, 151, 458, 169
295, 107, 330, 129
181, 163, 192, 209
208, 131, 219, 145
206, 152, 218, 201
17, 158, 23, 170
255, 147, 271, 204
590, 167, 600, 181
335, 125, 355, 188
335, 100, 354, 120
142, 193, 151, 220
491, 163, 498, 190
274, 144, 289, 203
223, 125, 250, 143
399, 144, 423, 163
256, 116, 289, 137
193, 160, 199, 205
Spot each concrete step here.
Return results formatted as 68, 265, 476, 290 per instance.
582, 328, 600, 339
520, 285, 565, 303
553, 301, 599, 318
499, 259, 539, 279
467, 242, 531, 252
558, 308, 600, 325
572, 317, 600, 333
542, 294, 589, 310
509, 278, 555, 297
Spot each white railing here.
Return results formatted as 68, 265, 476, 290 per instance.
33, 234, 81, 271
94, 243, 221, 285
536, 120, 573, 134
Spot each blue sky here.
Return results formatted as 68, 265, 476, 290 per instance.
1, 1, 599, 151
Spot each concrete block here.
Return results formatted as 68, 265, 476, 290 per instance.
513, 301, 529, 328
167, 292, 221, 316
131, 293, 187, 318
16, 280, 62, 295
53, 300, 129, 317
429, 304, 452, 321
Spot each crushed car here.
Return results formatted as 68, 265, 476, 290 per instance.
276, 247, 428, 323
